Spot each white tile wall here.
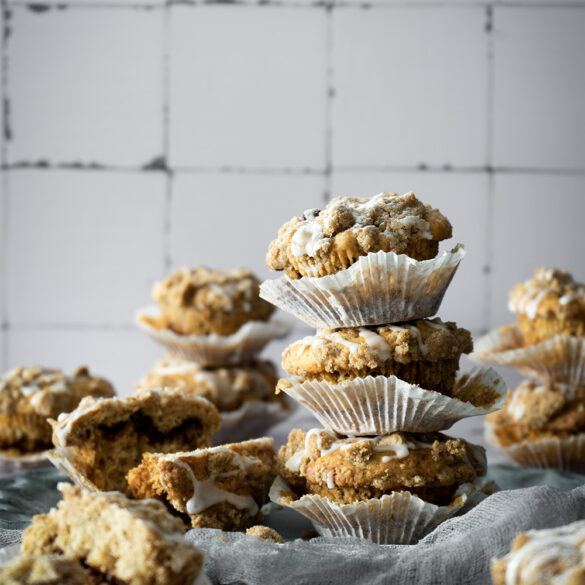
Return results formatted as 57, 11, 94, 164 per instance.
493, 7, 585, 171
331, 172, 490, 333
6, 170, 166, 326
7, 7, 164, 167
170, 172, 327, 281
2, 3, 585, 466
169, 6, 328, 171
490, 173, 585, 328
332, 7, 489, 169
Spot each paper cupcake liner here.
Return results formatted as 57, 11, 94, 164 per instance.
136, 307, 289, 366
212, 399, 296, 446
471, 325, 585, 386
0, 450, 51, 478
260, 245, 466, 329
269, 476, 478, 545
279, 367, 506, 435
486, 423, 585, 473
47, 447, 101, 492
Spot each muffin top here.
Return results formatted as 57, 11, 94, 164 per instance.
152, 266, 275, 336
278, 428, 486, 505
508, 268, 585, 320
266, 192, 452, 279
281, 318, 473, 379
491, 520, 585, 585
487, 380, 585, 446
137, 359, 278, 412
0, 365, 115, 417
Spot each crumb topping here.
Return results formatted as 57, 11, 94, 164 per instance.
152, 266, 274, 335
509, 268, 585, 320
267, 192, 452, 278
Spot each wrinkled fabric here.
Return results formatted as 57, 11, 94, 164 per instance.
1, 407, 584, 585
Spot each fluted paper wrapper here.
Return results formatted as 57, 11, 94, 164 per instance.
47, 447, 101, 491
471, 325, 585, 386
0, 451, 51, 477
213, 399, 295, 446
136, 307, 289, 366
260, 245, 466, 329
269, 476, 478, 545
279, 368, 506, 435
486, 423, 585, 473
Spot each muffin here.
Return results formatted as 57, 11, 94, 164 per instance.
0, 554, 89, 585
137, 358, 279, 413
509, 268, 585, 346
272, 428, 487, 543
266, 192, 452, 280
280, 318, 473, 397
150, 267, 274, 336
49, 388, 221, 494
21, 483, 205, 585
0, 366, 115, 458
491, 519, 585, 585
486, 380, 585, 471
127, 437, 276, 531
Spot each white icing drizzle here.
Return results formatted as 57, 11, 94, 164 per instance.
171, 458, 259, 516
326, 471, 335, 489
358, 328, 391, 361
285, 429, 423, 474
507, 384, 548, 422
288, 192, 434, 259
153, 360, 200, 376
508, 269, 585, 318
504, 521, 585, 585
330, 333, 361, 354
291, 218, 327, 258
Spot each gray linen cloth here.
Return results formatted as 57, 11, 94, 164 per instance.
0, 407, 584, 585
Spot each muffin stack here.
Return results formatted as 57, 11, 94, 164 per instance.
475, 268, 585, 472
135, 267, 291, 444
261, 192, 506, 544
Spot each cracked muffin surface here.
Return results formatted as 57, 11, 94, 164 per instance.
0, 365, 114, 456
277, 428, 486, 506
151, 266, 274, 336
266, 192, 452, 279
280, 318, 473, 396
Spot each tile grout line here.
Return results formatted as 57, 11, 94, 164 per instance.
484, 2, 495, 333
324, 3, 333, 204
162, 2, 172, 272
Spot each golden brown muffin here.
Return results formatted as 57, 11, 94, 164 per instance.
509, 268, 585, 346
150, 267, 274, 336
137, 359, 278, 412
280, 318, 473, 396
278, 428, 486, 507
266, 192, 452, 279
0, 366, 115, 457
0, 554, 89, 585
21, 484, 205, 585
491, 520, 585, 585
127, 437, 276, 531
50, 388, 221, 494
487, 380, 585, 447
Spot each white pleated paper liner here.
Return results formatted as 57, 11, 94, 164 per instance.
213, 399, 296, 446
278, 367, 506, 436
485, 423, 585, 474
260, 245, 466, 329
47, 448, 101, 492
269, 476, 480, 545
136, 306, 289, 367
0, 450, 51, 477
471, 325, 585, 386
